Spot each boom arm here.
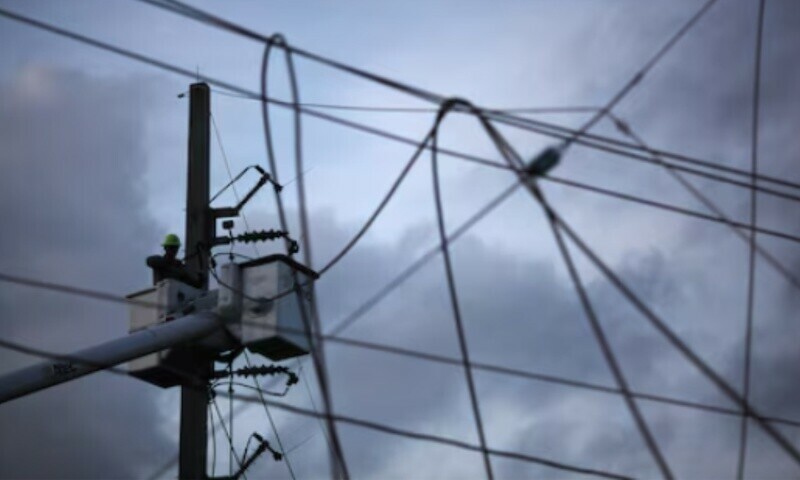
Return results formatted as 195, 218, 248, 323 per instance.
0, 312, 222, 404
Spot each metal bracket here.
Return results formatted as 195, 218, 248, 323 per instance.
212, 166, 274, 220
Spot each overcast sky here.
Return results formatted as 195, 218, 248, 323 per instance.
1, 0, 800, 478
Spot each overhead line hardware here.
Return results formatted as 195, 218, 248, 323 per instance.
214, 229, 300, 255
211, 432, 283, 480
212, 165, 281, 220
211, 364, 299, 388
4, 5, 798, 204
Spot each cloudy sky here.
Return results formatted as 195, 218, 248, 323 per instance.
1, 0, 800, 478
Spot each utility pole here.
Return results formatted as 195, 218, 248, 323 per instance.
0, 81, 310, 478
179, 82, 213, 480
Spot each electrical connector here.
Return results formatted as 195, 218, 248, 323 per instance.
525, 146, 562, 177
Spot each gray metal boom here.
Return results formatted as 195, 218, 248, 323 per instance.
0, 312, 221, 404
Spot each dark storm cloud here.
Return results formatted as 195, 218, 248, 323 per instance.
1, 0, 799, 478
0, 67, 176, 478
265, 1, 800, 477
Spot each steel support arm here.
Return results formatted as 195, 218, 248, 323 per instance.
0, 312, 222, 405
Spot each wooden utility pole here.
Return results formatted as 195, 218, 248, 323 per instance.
179, 82, 213, 479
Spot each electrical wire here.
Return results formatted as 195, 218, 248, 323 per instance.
242, 349, 297, 480
535, 202, 800, 467
323, 171, 800, 349
147, 391, 266, 480
6, 3, 800, 207
285, 432, 318, 455
327, 181, 520, 338
229, 361, 234, 477
210, 112, 259, 257
211, 394, 248, 478
211, 108, 295, 477
548, 207, 674, 479
260, 38, 350, 480
211, 88, 600, 115
232, 394, 634, 480
214, 82, 800, 206
561, 0, 720, 146
295, 358, 336, 463
602, 113, 800, 290
1, 2, 796, 475
737, 1, 767, 477
136, 0, 800, 205
141, 0, 715, 171
0, 332, 649, 479
5, 322, 800, 432
138, 0, 792, 203
480, 118, 673, 479
318, 125, 435, 275
543, 174, 800, 245
3, 4, 799, 212
430, 102, 494, 479
210, 397, 218, 477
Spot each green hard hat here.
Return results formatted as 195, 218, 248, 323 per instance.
162, 233, 181, 247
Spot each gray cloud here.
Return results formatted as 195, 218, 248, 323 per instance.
1, 0, 800, 478
0, 67, 176, 479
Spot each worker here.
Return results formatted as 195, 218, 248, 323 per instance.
146, 233, 203, 288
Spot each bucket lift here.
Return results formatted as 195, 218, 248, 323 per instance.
126, 158, 317, 388
127, 254, 317, 388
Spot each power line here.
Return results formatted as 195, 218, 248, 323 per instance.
213, 80, 800, 203
260, 40, 350, 480
250, 396, 634, 480
141, 0, 714, 176
324, 168, 800, 349
210, 111, 260, 257
211, 88, 600, 115
5, 318, 800, 432
4, 0, 792, 472
0, 328, 633, 479
7, 2, 800, 211
603, 113, 800, 291
543, 174, 800, 245
430, 102, 494, 479
318, 125, 434, 275
148, 395, 260, 480
483, 107, 800, 194
136, 0, 794, 203
210, 401, 217, 477
242, 349, 297, 480
479, 118, 673, 479
2, 5, 798, 212
737, 0, 767, 477
560, 0, 720, 145
210, 394, 248, 477
539, 202, 800, 468
327, 181, 520, 337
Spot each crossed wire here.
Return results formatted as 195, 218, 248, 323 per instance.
0, 0, 794, 478
2, 6, 800, 235
259, 38, 350, 479
737, 0, 767, 477
151, 0, 796, 475
208, 84, 800, 202
139, 0, 800, 209
477, 113, 673, 478
212, 93, 301, 479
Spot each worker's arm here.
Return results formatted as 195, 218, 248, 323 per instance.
176, 268, 204, 289
146, 255, 161, 268
146, 256, 203, 289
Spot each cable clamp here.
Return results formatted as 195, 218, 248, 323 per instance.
525, 146, 562, 178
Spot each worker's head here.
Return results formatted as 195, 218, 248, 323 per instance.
162, 233, 181, 259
